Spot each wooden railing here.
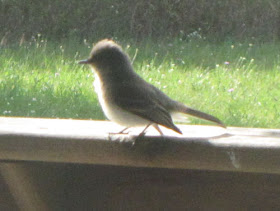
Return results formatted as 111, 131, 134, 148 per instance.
0, 117, 280, 210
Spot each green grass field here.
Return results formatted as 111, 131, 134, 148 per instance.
0, 37, 279, 128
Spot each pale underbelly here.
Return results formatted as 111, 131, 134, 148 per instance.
94, 74, 150, 127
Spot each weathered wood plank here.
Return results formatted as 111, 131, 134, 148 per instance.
0, 117, 279, 174
3, 163, 280, 210
0, 163, 48, 211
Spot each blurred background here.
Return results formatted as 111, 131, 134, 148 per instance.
1, 0, 280, 43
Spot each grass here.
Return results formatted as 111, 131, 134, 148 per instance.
0, 37, 279, 128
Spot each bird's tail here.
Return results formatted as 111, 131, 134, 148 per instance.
173, 102, 226, 128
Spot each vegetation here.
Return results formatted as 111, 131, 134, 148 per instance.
1, 37, 279, 128
1, 1, 279, 128
1, 0, 280, 42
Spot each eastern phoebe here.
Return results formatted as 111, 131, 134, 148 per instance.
79, 39, 226, 135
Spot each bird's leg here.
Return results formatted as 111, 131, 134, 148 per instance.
108, 127, 130, 136
134, 124, 163, 143
153, 124, 164, 135
138, 123, 164, 137
118, 127, 130, 134
138, 123, 153, 137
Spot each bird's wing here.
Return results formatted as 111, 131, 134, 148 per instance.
110, 81, 181, 133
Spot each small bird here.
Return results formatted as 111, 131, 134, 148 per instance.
79, 39, 226, 135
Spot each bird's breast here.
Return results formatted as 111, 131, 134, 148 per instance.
93, 73, 149, 127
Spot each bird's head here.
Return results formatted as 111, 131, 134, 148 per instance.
79, 39, 131, 75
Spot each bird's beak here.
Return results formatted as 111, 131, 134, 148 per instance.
78, 59, 90, 64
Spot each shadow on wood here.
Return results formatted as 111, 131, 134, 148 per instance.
1, 162, 280, 211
